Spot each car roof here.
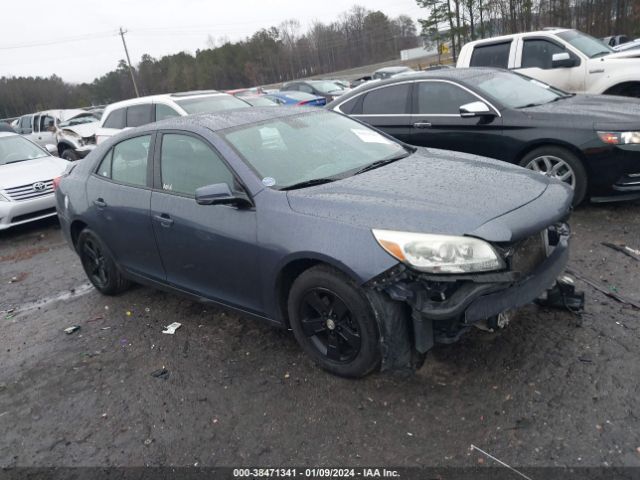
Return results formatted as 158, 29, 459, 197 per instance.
375, 66, 411, 73
149, 106, 321, 133
104, 90, 227, 110
465, 28, 571, 46
0, 132, 18, 138
347, 67, 501, 88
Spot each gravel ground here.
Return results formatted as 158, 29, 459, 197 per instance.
0, 202, 639, 471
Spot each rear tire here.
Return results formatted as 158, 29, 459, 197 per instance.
288, 265, 381, 378
519, 146, 587, 206
61, 149, 79, 161
77, 229, 131, 295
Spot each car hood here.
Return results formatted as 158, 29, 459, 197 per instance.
519, 94, 640, 130
0, 156, 68, 190
286, 148, 562, 242
59, 121, 99, 138
602, 49, 640, 59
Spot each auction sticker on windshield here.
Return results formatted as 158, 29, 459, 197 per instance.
351, 129, 393, 144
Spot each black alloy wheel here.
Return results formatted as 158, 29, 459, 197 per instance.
299, 288, 361, 363
77, 229, 131, 295
288, 265, 381, 377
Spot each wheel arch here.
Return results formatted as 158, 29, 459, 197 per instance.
602, 81, 640, 97
69, 219, 88, 250
274, 254, 363, 328
57, 141, 75, 156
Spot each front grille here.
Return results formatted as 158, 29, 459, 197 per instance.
4, 180, 54, 201
510, 230, 548, 275
11, 207, 57, 223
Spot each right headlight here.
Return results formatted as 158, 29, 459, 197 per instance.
372, 229, 505, 274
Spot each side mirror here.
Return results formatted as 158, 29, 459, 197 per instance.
552, 52, 577, 68
460, 101, 495, 118
45, 144, 58, 155
195, 183, 252, 208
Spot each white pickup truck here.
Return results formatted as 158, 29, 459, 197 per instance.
457, 28, 640, 97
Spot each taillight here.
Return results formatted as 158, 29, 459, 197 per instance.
52, 176, 62, 191
296, 100, 311, 106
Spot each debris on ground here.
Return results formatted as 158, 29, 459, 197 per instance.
567, 268, 640, 309
64, 326, 81, 335
536, 276, 585, 312
162, 322, 182, 335
470, 444, 533, 480
151, 368, 170, 380
144, 438, 153, 445
126, 311, 132, 317
602, 242, 640, 262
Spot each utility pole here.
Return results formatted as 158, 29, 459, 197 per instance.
119, 27, 140, 97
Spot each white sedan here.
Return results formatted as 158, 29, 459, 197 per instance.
0, 133, 68, 230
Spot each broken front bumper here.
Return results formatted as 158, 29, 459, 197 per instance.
369, 225, 570, 356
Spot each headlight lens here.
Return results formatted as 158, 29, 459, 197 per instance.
597, 131, 640, 145
372, 229, 505, 274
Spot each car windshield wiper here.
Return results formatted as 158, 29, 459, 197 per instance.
547, 94, 575, 104
516, 102, 545, 109
353, 152, 411, 176
279, 177, 338, 191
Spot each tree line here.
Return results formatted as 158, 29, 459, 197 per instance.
417, 0, 640, 60
0, 6, 418, 119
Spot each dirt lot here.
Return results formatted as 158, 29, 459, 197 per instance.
0, 202, 639, 471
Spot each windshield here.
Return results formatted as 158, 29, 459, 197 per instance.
557, 30, 613, 58
475, 71, 569, 108
59, 114, 99, 127
222, 111, 409, 189
0, 136, 48, 166
310, 81, 344, 94
175, 94, 250, 114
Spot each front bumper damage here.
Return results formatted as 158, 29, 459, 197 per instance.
367, 223, 572, 371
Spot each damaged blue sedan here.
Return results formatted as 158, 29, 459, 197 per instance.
55, 107, 573, 377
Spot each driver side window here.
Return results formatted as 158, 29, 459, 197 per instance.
160, 134, 235, 196
522, 40, 567, 69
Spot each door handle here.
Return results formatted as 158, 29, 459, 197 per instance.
153, 214, 174, 227
93, 198, 107, 208
413, 121, 432, 129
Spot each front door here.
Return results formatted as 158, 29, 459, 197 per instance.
410, 80, 504, 159
516, 38, 586, 93
351, 82, 414, 144
85, 133, 165, 281
150, 132, 261, 313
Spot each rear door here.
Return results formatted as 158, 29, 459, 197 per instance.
410, 80, 504, 159
349, 82, 414, 143
150, 131, 261, 312
34, 114, 56, 147
85, 133, 165, 281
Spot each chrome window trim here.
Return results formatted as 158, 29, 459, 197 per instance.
334, 79, 501, 118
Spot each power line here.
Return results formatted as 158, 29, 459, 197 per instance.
0, 31, 119, 51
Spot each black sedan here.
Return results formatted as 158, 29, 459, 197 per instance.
328, 68, 640, 205
56, 107, 572, 377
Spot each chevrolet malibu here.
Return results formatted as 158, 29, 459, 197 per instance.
55, 108, 573, 377
0, 133, 68, 230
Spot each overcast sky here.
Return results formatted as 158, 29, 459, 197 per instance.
1, 0, 426, 84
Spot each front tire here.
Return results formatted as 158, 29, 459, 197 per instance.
519, 146, 587, 206
288, 265, 381, 378
61, 149, 79, 161
77, 229, 131, 295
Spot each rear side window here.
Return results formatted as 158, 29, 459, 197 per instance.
155, 104, 180, 122
110, 135, 151, 187
362, 84, 411, 114
103, 108, 126, 129
521, 39, 565, 69
160, 134, 234, 196
416, 82, 477, 114
470, 42, 511, 68
339, 96, 361, 114
126, 104, 153, 128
